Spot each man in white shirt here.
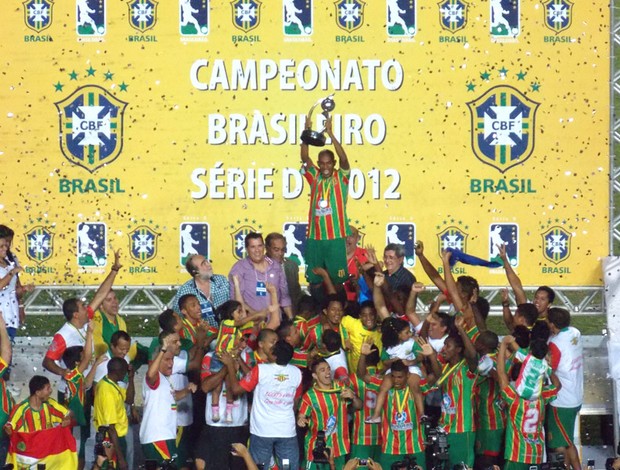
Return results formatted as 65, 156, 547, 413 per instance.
223, 339, 303, 470
547, 307, 584, 470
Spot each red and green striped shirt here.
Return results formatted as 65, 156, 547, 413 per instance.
299, 381, 351, 461
502, 384, 557, 464
303, 165, 351, 240
380, 385, 425, 455
302, 323, 350, 352
475, 354, 505, 431
439, 360, 477, 433
349, 372, 382, 446
64, 367, 87, 426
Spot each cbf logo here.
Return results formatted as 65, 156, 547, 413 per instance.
489, 223, 518, 267
386, 223, 416, 268
231, 0, 261, 32
129, 226, 158, 264
55, 85, 127, 173
77, 222, 107, 268
543, 0, 573, 34
180, 223, 209, 266
467, 85, 539, 173
387, 0, 416, 37
335, 0, 365, 33
542, 226, 571, 264
283, 0, 312, 36
180, 0, 209, 36
282, 223, 307, 267
77, 0, 106, 36
230, 225, 256, 260
490, 0, 519, 38
25, 226, 54, 265
438, 0, 467, 33
23, 0, 53, 32
437, 226, 468, 255
128, 0, 158, 33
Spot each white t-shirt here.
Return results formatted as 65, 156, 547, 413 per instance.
201, 352, 248, 428
139, 372, 177, 444
548, 326, 584, 408
325, 349, 349, 383
45, 322, 92, 392
170, 352, 192, 427
94, 351, 130, 386
239, 363, 302, 438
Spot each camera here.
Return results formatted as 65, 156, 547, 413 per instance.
142, 459, 177, 470
311, 430, 330, 464
391, 455, 418, 470
94, 426, 109, 457
424, 421, 449, 461
541, 452, 565, 470
453, 463, 468, 470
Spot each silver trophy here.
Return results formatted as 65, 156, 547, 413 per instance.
300, 94, 336, 147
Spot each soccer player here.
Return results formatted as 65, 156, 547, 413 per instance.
301, 116, 352, 300
497, 335, 560, 470
297, 359, 362, 469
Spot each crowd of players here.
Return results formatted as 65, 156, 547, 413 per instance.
0, 224, 584, 470
0, 121, 584, 470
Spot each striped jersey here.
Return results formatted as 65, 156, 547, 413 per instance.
302, 323, 350, 352
514, 350, 550, 401
299, 382, 351, 460
502, 384, 557, 464
64, 367, 86, 426
9, 398, 68, 433
380, 385, 425, 455
439, 360, 477, 433
215, 319, 241, 354
349, 372, 382, 446
475, 354, 505, 431
303, 165, 351, 240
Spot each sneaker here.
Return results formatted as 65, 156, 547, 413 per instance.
364, 416, 381, 424
225, 410, 233, 423
212, 406, 220, 422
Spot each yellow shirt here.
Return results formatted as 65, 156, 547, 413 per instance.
92, 310, 138, 360
340, 315, 382, 374
94, 376, 128, 438
8, 398, 68, 433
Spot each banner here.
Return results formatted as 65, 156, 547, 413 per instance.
0, 0, 610, 287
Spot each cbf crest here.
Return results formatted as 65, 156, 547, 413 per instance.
542, 226, 571, 264
490, 0, 519, 38
438, 0, 467, 33
128, 0, 158, 33
230, 225, 256, 260
55, 85, 127, 173
77, 0, 106, 36
25, 226, 54, 265
335, 0, 365, 33
467, 85, 539, 173
231, 0, 261, 32
283, 0, 312, 36
180, 0, 209, 36
437, 226, 468, 255
180, 223, 209, 266
386, 223, 416, 268
129, 226, 158, 264
282, 223, 307, 268
543, 0, 573, 34
77, 222, 107, 268
387, 0, 416, 37
23, 0, 54, 32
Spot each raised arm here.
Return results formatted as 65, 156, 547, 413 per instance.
499, 244, 527, 305
325, 117, 349, 170
442, 250, 474, 326
78, 320, 94, 373
415, 241, 447, 292
147, 334, 172, 387
89, 249, 122, 312
0, 316, 11, 366
372, 273, 390, 321
497, 336, 510, 390
356, 340, 375, 384
300, 115, 312, 167
455, 316, 478, 373
404, 282, 425, 327
501, 287, 515, 332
